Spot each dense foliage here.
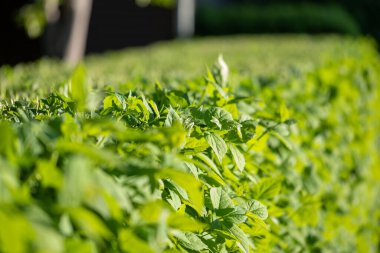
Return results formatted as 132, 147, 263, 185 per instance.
196, 3, 359, 36
219, 0, 380, 42
0, 36, 379, 252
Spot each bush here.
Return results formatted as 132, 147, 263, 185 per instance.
0, 36, 379, 252
196, 3, 360, 36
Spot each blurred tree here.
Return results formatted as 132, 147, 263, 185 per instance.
18, 0, 94, 65
18, 0, 182, 66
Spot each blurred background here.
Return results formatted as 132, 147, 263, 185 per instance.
1, 0, 379, 66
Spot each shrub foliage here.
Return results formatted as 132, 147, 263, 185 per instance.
0, 36, 379, 252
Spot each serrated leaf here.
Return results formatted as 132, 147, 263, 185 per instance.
205, 132, 227, 163
210, 187, 221, 209
158, 169, 203, 215
184, 162, 199, 178
193, 153, 222, 177
220, 207, 247, 224
240, 120, 257, 142
103, 94, 122, 110
148, 99, 160, 118
209, 187, 234, 210
114, 93, 127, 110
222, 222, 251, 253
193, 153, 225, 185
140, 93, 153, 114
164, 179, 188, 200
228, 143, 245, 172
165, 106, 181, 127
204, 107, 236, 130
189, 106, 205, 124
173, 231, 208, 251
247, 200, 268, 220
212, 54, 229, 88
184, 137, 209, 154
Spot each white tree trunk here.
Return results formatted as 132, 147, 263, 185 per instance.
176, 0, 195, 38
64, 0, 93, 66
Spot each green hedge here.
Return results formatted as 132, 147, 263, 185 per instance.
0, 36, 379, 252
196, 3, 360, 36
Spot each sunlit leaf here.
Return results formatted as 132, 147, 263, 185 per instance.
69, 64, 88, 111
228, 143, 245, 172
247, 200, 268, 220
205, 132, 227, 163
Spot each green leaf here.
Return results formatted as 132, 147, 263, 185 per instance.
59, 214, 73, 236
247, 200, 268, 220
0, 210, 35, 253
205, 132, 227, 163
165, 106, 181, 127
271, 131, 293, 150
139, 201, 164, 223
68, 208, 112, 240
166, 90, 189, 108
103, 94, 123, 110
204, 107, 236, 130
149, 99, 160, 118
33, 223, 64, 253
173, 231, 208, 251
184, 137, 209, 154
119, 229, 155, 253
209, 187, 234, 210
158, 169, 204, 215
240, 120, 257, 142
228, 143, 245, 172
164, 180, 188, 200
127, 96, 150, 121
64, 237, 97, 253
69, 64, 87, 111
0, 121, 14, 156
219, 207, 247, 224
59, 157, 92, 207
192, 153, 225, 185
209, 187, 221, 209
279, 102, 290, 122
167, 212, 206, 232
253, 177, 282, 200
212, 54, 229, 88
55, 140, 121, 167
36, 159, 63, 189
284, 118, 297, 125
184, 161, 199, 178
222, 222, 251, 253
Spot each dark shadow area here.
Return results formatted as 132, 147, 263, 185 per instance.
86, 0, 175, 54
196, 0, 380, 44
0, 1, 42, 66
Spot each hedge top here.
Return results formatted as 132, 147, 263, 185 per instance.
0, 35, 380, 253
